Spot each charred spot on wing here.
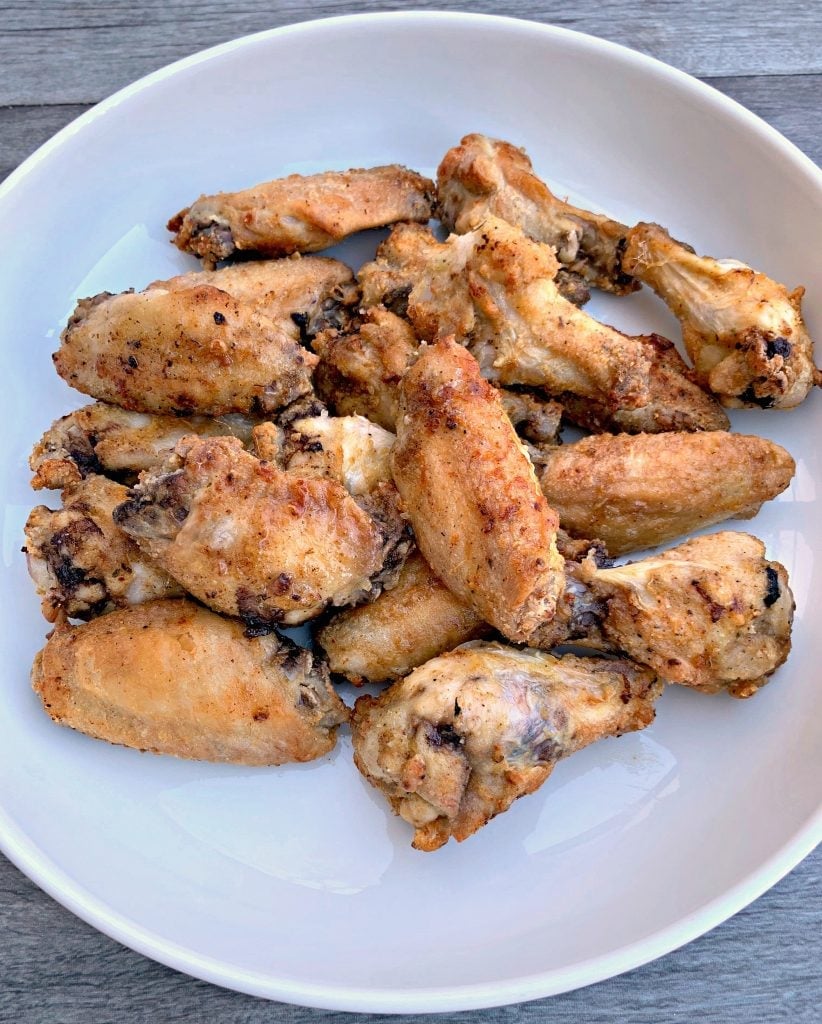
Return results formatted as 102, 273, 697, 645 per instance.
738, 385, 776, 409
763, 565, 781, 608
382, 284, 412, 319
765, 337, 793, 360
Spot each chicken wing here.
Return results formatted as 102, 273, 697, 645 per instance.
277, 414, 395, 494
30, 401, 261, 491
588, 532, 793, 697
168, 165, 435, 267
558, 333, 730, 434
437, 133, 638, 295
359, 218, 652, 410
537, 431, 795, 555
113, 436, 405, 627
393, 338, 564, 642
351, 642, 661, 850
622, 223, 821, 409
317, 551, 490, 685
32, 599, 348, 764
24, 475, 182, 622
54, 282, 316, 416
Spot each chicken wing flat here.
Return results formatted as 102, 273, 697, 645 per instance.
30, 401, 263, 491
437, 134, 638, 295
113, 436, 403, 627
351, 642, 661, 850
588, 532, 793, 697
359, 218, 652, 410
558, 333, 730, 434
393, 338, 564, 642
32, 599, 348, 764
24, 475, 182, 621
54, 282, 316, 416
537, 431, 795, 555
317, 551, 490, 685
168, 165, 435, 267
622, 223, 821, 409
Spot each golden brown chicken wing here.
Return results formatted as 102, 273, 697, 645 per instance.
437, 133, 638, 295
32, 599, 348, 764
113, 436, 405, 627
24, 475, 183, 621
54, 283, 316, 416
359, 218, 652, 410
168, 165, 435, 267
587, 532, 793, 697
622, 222, 821, 409
317, 551, 490, 685
351, 642, 661, 850
537, 431, 795, 555
392, 338, 564, 642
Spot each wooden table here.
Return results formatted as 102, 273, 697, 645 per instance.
2, 3, 820, 1020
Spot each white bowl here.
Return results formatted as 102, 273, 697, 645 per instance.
0, 11, 819, 1013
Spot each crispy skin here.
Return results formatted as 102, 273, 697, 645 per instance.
589, 532, 794, 697
313, 307, 419, 430
113, 436, 393, 626
359, 218, 652, 409
437, 134, 637, 295
622, 223, 821, 409
54, 284, 316, 416
30, 401, 262, 490
24, 476, 182, 622
559, 333, 730, 434
168, 165, 435, 267
153, 254, 359, 337
351, 642, 661, 850
32, 599, 348, 764
537, 432, 795, 555
278, 414, 395, 494
392, 339, 564, 642
497, 389, 563, 445
317, 552, 491, 684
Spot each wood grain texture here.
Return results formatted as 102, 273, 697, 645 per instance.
1, 1, 820, 1020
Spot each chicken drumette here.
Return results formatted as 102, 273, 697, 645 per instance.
622, 222, 821, 409
33, 599, 348, 764
352, 642, 661, 850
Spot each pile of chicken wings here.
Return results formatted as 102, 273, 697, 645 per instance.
24, 134, 816, 850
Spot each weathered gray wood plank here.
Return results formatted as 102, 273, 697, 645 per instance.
1, 0, 821, 105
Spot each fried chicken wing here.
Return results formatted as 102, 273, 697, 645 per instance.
317, 551, 490, 685
54, 282, 316, 416
588, 532, 793, 697
622, 223, 821, 409
393, 339, 564, 642
352, 642, 661, 850
24, 475, 182, 622
558, 333, 730, 434
32, 599, 348, 764
537, 431, 795, 555
359, 218, 652, 409
113, 436, 402, 627
278, 414, 395, 494
29, 401, 263, 491
168, 165, 435, 267
437, 134, 637, 295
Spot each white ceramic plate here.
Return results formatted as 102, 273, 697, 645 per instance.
1, 11, 820, 1013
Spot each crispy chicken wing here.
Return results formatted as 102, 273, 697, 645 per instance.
317, 551, 490, 685
359, 218, 652, 410
537, 431, 795, 555
393, 338, 564, 642
558, 333, 730, 434
113, 436, 405, 627
168, 165, 435, 267
32, 599, 348, 764
30, 401, 262, 491
351, 642, 661, 850
622, 223, 821, 409
54, 282, 316, 416
437, 134, 637, 295
24, 475, 182, 621
587, 532, 794, 697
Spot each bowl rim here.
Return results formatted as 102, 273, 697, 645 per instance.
1, 9, 820, 1013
